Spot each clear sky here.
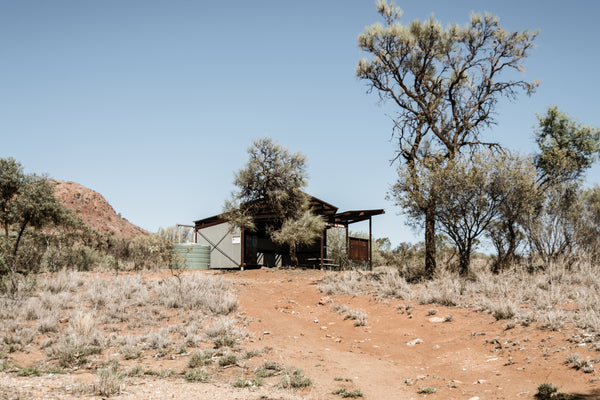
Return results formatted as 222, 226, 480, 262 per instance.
1, 1, 599, 247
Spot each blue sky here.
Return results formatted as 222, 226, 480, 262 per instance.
2, 1, 599, 247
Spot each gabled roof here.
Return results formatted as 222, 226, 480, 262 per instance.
194, 194, 383, 229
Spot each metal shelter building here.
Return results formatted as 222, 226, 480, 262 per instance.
193, 195, 384, 270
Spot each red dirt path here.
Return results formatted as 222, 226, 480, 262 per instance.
232, 268, 600, 399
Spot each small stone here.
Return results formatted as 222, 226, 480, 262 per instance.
263, 331, 271, 335
429, 317, 445, 323
321, 326, 328, 330
406, 338, 423, 346
314, 319, 319, 323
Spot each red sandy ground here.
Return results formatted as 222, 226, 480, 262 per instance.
3, 268, 600, 400
231, 268, 600, 399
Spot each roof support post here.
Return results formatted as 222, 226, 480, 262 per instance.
240, 229, 245, 271
320, 229, 325, 270
345, 224, 349, 266
369, 216, 373, 271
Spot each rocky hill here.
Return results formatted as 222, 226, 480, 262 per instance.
51, 180, 148, 238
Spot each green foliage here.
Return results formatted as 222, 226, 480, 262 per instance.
436, 151, 534, 275
327, 230, 388, 269
218, 352, 238, 367
272, 210, 325, 267
128, 234, 170, 270
223, 137, 323, 267
486, 154, 539, 272
279, 368, 312, 389
255, 361, 284, 378
94, 361, 125, 396
417, 386, 436, 394
183, 368, 209, 382
358, 2, 537, 278
188, 350, 213, 367
233, 377, 263, 388
332, 388, 364, 398
535, 106, 600, 187
516, 107, 600, 266
535, 382, 576, 400
573, 185, 600, 258
17, 365, 41, 377
157, 225, 193, 244
0, 159, 74, 277
223, 136, 308, 232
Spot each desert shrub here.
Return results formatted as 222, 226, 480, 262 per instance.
153, 275, 238, 315
49, 336, 103, 367
118, 336, 142, 360
144, 328, 172, 354
189, 350, 214, 367
318, 271, 368, 296
332, 388, 364, 398
37, 316, 58, 333
17, 365, 41, 377
535, 383, 558, 399
22, 297, 42, 320
417, 386, 436, 394
233, 377, 263, 387
332, 303, 368, 327
218, 352, 238, 367
180, 322, 203, 347
491, 301, 517, 320
124, 365, 144, 377
93, 361, 125, 396
374, 269, 411, 299
255, 361, 284, 378
38, 269, 84, 293
183, 368, 209, 382
279, 368, 312, 389
128, 234, 170, 271
48, 311, 106, 367
204, 317, 249, 348
4, 327, 36, 348
565, 353, 594, 372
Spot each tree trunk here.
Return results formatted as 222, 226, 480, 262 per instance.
290, 243, 298, 268
424, 205, 436, 279
493, 223, 514, 273
459, 241, 472, 277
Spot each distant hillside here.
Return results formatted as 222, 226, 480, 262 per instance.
51, 180, 148, 238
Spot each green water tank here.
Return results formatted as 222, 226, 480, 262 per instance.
171, 244, 210, 269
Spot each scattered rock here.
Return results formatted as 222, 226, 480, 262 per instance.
318, 297, 331, 306
406, 338, 423, 346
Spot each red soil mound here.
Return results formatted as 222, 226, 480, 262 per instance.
51, 180, 147, 238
